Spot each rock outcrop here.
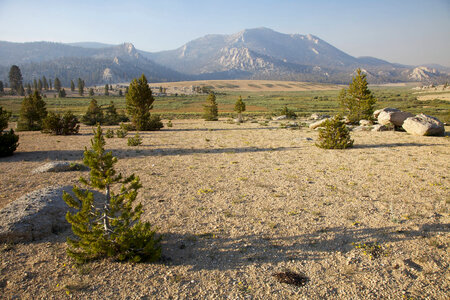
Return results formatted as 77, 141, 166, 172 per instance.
32, 161, 88, 174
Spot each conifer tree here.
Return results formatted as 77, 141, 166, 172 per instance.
18, 84, 25, 96
0, 81, 3, 94
38, 79, 43, 91
0, 106, 19, 156
70, 80, 75, 92
42, 111, 79, 135
82, 99, 104, 125
78, 78, 84, 96
104, 84, 109, 96
126, 74, 162, 130
315, 115, 353, 149
58, 88, 66, 98
26, 83, 32, 95
49, 79, 52, 90
63, 125, 161, 263
89, 88, 95, 96
33, 79, 38, 91
203, 92, 218, 121
234, 95, 246, 122
54, 77, 62, 92
103, 101, 121, 125
43, 76, 48, 91
339, 68, 377, 124
17, 91, 48, 131
8, 65, 23, 94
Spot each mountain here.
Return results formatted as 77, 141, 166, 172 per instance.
143, 27, 449, 84
0, 42, 188, 85
1, 28, 448, 85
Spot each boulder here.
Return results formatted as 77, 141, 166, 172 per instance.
309, 118, 329, 129
402, 114, 445, 136
0, 186, 74, 242
373, 109, 383, 119
359, 119, 373, 126
309, 113, 329, 121
372, 124, 388, 132
352, 126, 371, 132
377, 108, 414, 126
32, 161, 88, 174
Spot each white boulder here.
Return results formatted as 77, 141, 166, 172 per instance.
402, 114, 445, 136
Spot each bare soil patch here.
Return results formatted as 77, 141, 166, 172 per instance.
0, 120, 449, 299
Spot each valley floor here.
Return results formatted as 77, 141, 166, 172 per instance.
0, 119, 449, 299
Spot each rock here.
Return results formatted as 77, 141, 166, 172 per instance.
359, 119, 373, 126
309, 113, 329, 121
372, 124, 388, 132
309, 118, 329, 129
373, 109, 383, 119
272, 115, 287, 121
0, 186, 74, 242
402, 114, 445, 136
0, 186, 102, 243
32, 161, 88, 174
377, 108, 414, 126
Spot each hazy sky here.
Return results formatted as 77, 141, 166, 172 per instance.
0, 0, 449, 67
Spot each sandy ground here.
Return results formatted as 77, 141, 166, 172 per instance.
0, 119, 449, 299
416, 92, 450, 101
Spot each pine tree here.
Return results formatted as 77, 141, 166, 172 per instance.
104, 84, 109, 96
18, 84, 25, 96
103, 101, 121, 125
43, 76, 48, 91
17, 91, 48, 131
26, 83, 32, 95
234, 95, 246, 122
339, 68, 377, 124
118, 89, 123, 97
82, 99, 104, 125
38, 79, 43, 91
0, 81, 3, 94
54, 77, 62, 92
42, 111, 80, 135
63, 125, 161, 264
58, 88, 66, 98
8, 65, 23, 94
33, 79, 38, 91
89, 88, 95, 96
126, 74, 162, 130
203, 92, 218, 121
70, 80, 75, 92
49, 79, 52, 90
78, 78, 84, 96
0, 106, 19, 157
315, 115, 353, 149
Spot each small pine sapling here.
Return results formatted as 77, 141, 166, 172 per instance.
316, 115, 353, 149
63, 125, 161, 264
116, 123, 128, 138
0, 106, 19, 156
234, 96, 246, 123
127, 132, 143, 146
105, 129, 114, 138
203, 92, 218, 121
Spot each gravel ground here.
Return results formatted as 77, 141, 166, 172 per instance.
0, 119, 449, 299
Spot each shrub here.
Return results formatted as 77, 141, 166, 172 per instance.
63, 125, 161, 264
167, 120, 173, 128
103, 102, 127, 125
127, 132, 142, 146
116, 123, 128, 138
203, 93, 218, 121
42, 111, 80, 135
0, 106, 19, 157
278, 105, 297, 119
315, 115, 353, 149
82, 99, 103, 125
234, 96, 246, 122
105, 129, 114, 138
17, 91, 47, 131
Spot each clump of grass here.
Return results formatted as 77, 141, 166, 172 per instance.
198, 188, 214, 194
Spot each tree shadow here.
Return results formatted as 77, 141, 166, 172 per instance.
353, 143, 441, 149
159, 222, 448, 271
1, 146, 301, 162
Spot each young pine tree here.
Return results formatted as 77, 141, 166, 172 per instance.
17, 91, 48, 131
70, 80, 75, 92
234, 95, 246, 122
203, 92, 218, 121
104, 84, 109, 96
0, 106, 19, 156
339, 68, 377, 124
54, 77, 62, 92
82, 99, 104, 125
126, 74, 162, 130
63, 125, 161, 263
315, 115, 354, 149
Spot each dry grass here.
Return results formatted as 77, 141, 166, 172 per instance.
0, 119, 449, 299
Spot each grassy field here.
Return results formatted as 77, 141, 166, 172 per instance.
1, 81, 449, 122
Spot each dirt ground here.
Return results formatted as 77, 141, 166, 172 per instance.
0, 119, 449, 299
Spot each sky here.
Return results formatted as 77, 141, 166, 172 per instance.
0, 0, 449, 67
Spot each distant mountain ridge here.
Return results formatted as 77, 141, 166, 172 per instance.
0, 28, 448, 85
